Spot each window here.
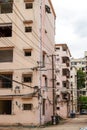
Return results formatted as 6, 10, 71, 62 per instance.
0, 48, 13, 62
23, 74, 32, 83
72, 62, 77, 65
0, 0, 13, 14
25, 26, 32, 32
56, 107, 60, 110
0, 24, 12, 37
62, 81, 66, 88
0, 73, 12, 88
25, 3, 33, 9
62, 68, 70, 78
42, 99, 45, 115
0, 100, 12, 114
62, 93, 67, 100
42, 51, 46, 67
82, 67, 85, 71
23, 104, 33, 110
56, 47, 60, 50
56, 82, 60, 85
71, 83, 73, 86
62, 46, 67, 51
82, 61, 85, 64
45, 5, 51, 13
24, 49, 32, 56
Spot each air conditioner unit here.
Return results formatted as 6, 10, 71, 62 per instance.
14, 86, 20, 93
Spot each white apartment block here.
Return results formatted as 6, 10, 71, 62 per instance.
55, 44, 71, 118
70, 66, 77, 113
0, 0, 56, 125
71, 51, 87, 95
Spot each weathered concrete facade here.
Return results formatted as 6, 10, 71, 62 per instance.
55, 44, 71, 118
0, 0, 56, 125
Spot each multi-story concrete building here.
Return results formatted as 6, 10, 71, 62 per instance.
71, 51, 87, 95
70, 66, 77, 113
0, 0, 56, 125
55, 44, 71, 118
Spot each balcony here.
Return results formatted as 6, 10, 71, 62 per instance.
0, 1, 13, 14
62, 80, 69, 89
62, 68, 70, 78
62, 57, 70, 67
61, 92, 70, 101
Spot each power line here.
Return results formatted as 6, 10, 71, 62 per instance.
13, 2, 54, 54
0, 33, 37, 66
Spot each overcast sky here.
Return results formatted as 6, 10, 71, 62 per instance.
51, 0, 87, 58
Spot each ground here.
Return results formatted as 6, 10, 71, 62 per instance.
0, 115, 87, 130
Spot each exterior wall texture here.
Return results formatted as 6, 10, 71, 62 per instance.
0, 0, 56, 125
55, 44, 71, 118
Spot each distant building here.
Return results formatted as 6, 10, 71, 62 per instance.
55, 44, 71, 118
70, 66, 77, 113
71, 51, 87, 96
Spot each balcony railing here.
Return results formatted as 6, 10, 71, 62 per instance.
62, 68, 70, 78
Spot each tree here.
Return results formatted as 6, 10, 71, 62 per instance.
79, 96, 87, 109
77, 69, 86, 89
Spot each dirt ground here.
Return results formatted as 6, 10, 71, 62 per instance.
0, 115, 87, 130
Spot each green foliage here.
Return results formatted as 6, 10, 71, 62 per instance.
77, 69, 86, 89
79, 96, 87, 109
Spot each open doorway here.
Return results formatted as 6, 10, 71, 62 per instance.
0, 100, 12, 114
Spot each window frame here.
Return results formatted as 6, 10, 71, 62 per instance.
25, 2, 33, 9
22, 74, 32, 83
25, 26, 32, 33
23, 103, 33, 110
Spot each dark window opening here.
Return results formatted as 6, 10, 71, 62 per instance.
24, 50, 31, 56
25, 26, 32, 32
0, 100, 12, 114
56, 107, 60, 110
62, 93, 68, 100
0, 25, 12, 37
23, 104, 33, 110
56, 82, 60, 85
0, 0, 13, 14
42, 99, 45, 115
62, 46, 67, 51
0, 49, 13, 62
25, 3, 33, 9
45, 5, 51, 13
62, 69, 70, 78
23, 74, 32, 83
0, 73, 12, 88
43, 53, 46, 67
82, 67, 85, 71
56, 47, 60, 50
63, 80, 69, 88
71, 83, 73, 86
62, 81, 66, 88
45, 77, 47, 88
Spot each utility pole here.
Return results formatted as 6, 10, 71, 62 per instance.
52, 54, 56, 116
71, 86, 74, 113
48, 54, 57, 124
39, 0, 43, 126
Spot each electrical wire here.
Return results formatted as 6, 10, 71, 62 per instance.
13, 2, 54, 55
